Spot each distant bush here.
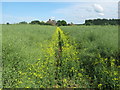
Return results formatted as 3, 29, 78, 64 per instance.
19, 21, 27, 24
6, 22, 10, 25
29, 20, 40, 24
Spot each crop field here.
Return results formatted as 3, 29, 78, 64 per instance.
2, 25, 120, 89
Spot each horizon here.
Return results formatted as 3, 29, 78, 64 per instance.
1, 1, 119, 24
2, 18, 120, 25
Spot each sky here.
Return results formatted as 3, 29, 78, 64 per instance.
1, 0, 120, 24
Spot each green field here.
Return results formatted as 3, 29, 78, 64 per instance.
61, 26, 118, 59
2, 25, 119, 88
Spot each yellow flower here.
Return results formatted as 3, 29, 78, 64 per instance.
78, 73, 82, 77
33, 73, 37, 76
37, 74, 43, 79
25, 87, 29, 88
71, 67, 74, 70
111, 62, 115, 66
118, 66, 120, 68
105, 58, 108, 61
112, 59, 115, 62
114, 71, 118, 75
18, 81, 22, 84
63, 79, 67, 82
98, 84, 102, 88
38, 59, 41, 60
113, 78, 118, 80
19, 71, 22, 74
81, 69, 84, 71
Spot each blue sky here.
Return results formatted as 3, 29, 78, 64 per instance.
1, 0, 119, 24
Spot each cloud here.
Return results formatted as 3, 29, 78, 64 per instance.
93, 4, 104, 13
54, 3, 90, 23
55, 3, 90, 15
86, 8, 92, 12
98, 13, 104, 16
50, 16, 55, 20
2, 1, 118, 24
92, 4, 105, 16
54, 3, 105, 23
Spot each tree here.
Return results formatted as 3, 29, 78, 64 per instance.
61, 20, 67, 26
6, 22, 9, 25
40, 21, 45, 25
85, 19, 120, 25
57, 20, 62, 26
30, 20, 41, 24
56, 20, 67, 26
19, 21, 27, 24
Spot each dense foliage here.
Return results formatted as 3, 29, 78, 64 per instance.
56, 20, 67, 26
85, 19, 120, 25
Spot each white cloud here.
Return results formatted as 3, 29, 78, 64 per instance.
92, 4, 105, 16
50, 16, 55, 20
54, 3, 105, 23
54, 3, 91, 16
93, 4, 104, 13
54, 4, 87, 23
86, 8, 92, 12
98, 13, 104, 16
54, 1, 118, 24
2, 1, 118, 24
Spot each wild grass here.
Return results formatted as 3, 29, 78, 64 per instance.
60, 25, 119, 89
2, 25, 56, 87
0, 24, 2, 88
61, 25, 118, 58
2, 25, 119, 88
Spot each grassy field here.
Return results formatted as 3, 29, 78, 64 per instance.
2, 25, 56, 88
2, 25, 119, 88
61, 25, 118, 59
0, 25, 2, 88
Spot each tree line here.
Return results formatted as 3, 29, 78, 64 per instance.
6, 18, 120, 26
16, 20, 68, 26
84, 19, 120, 25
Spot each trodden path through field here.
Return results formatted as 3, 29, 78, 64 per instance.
18, 27, 86, 88
17, 27, 119, 88
39, 27, 85, 87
